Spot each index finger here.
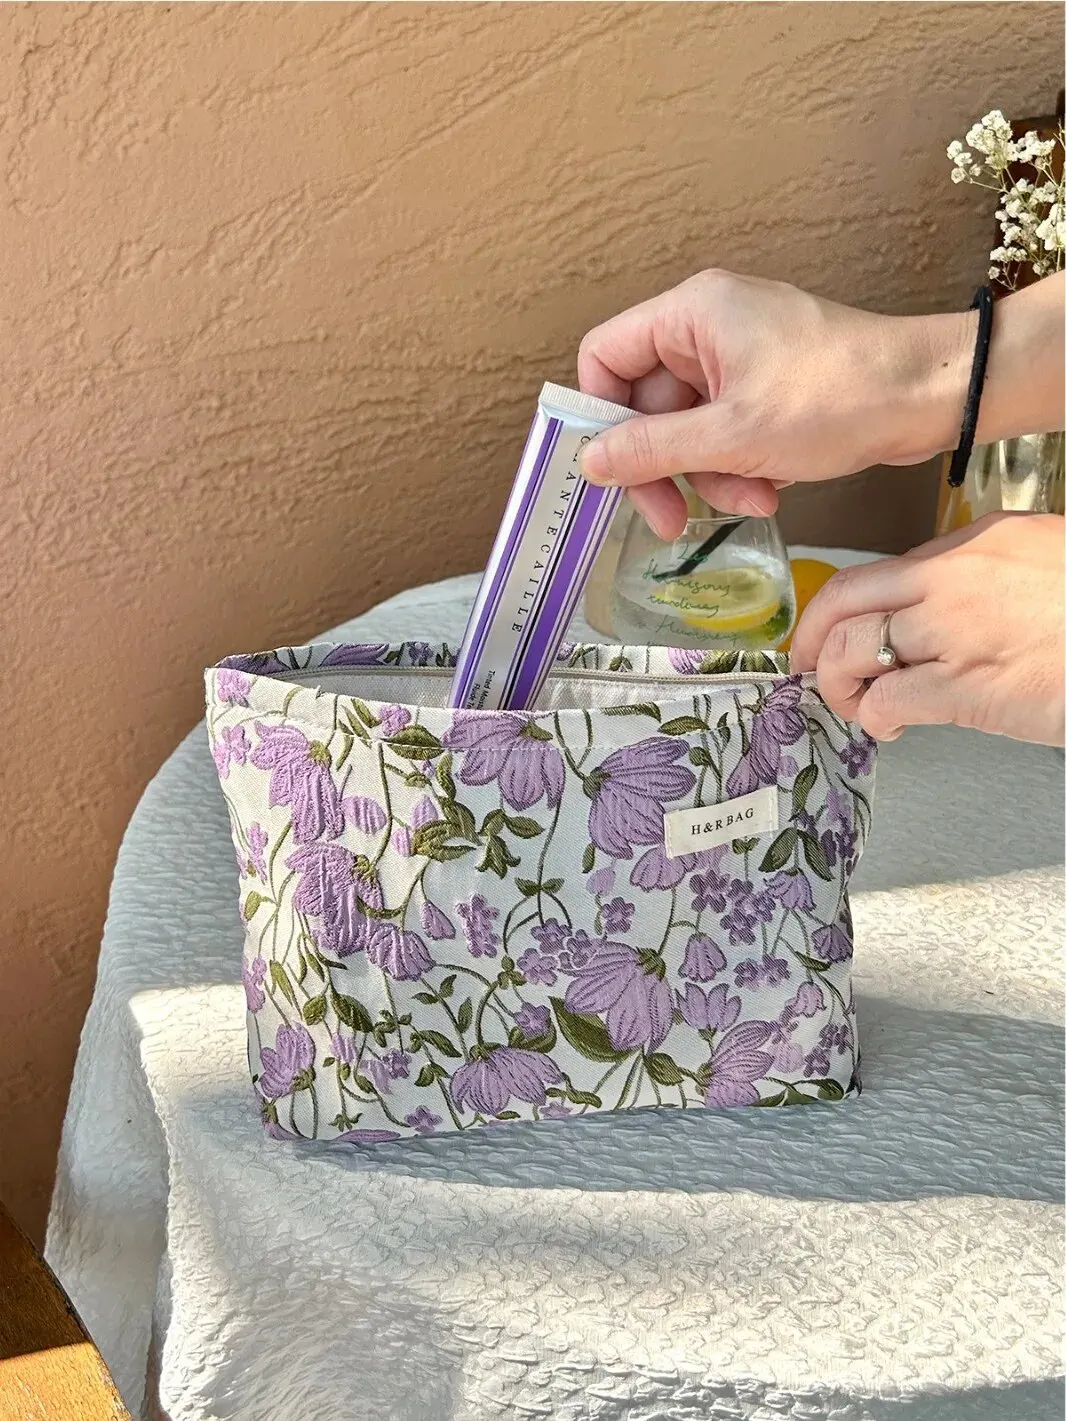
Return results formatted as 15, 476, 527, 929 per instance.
578, 289, 704, 408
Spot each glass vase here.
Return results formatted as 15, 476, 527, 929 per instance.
935, 432, 1065, 536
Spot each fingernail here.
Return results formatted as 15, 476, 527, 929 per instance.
881, 728, 904, 742
738, 495, 771, 517
577, 439, 613, 485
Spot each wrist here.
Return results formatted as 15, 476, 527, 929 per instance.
873, 309, 973, 466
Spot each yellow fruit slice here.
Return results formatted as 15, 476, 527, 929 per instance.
656, 567, 782, 635
779, 557, 837, 652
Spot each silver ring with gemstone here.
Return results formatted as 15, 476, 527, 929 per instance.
876, 613, 898, 668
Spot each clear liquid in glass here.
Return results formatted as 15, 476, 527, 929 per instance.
610, 500, 795, 651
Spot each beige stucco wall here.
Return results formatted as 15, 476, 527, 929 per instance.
1, 2, 1061, 1238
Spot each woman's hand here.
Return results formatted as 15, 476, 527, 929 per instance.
790, 512, 1065, 746
577, 268, 1065, 541
577, 268, 972, 538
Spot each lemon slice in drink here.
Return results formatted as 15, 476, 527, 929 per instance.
657, 567, 782, 635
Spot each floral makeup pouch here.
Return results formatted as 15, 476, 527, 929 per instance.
206, 641, 876, 1144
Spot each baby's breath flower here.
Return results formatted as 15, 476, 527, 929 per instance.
947, 110, 1063, 283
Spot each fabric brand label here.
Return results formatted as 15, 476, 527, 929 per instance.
664, 787, 779, 858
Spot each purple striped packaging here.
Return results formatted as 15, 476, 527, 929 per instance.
448, 383, 637, 711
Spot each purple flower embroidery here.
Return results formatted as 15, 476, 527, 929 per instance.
513, 1003, 551, 1039
668, 648, 705, 674
735, 954, 791, 988
457, 894, 500, 958
811, 921, 852, 963
329, 1031, 357, 1065
726, 680, 806, 797
531, 919, 567, 952
406, 1106, 442, 1135
540, 1101, 572, 1119
344, 796, 387, 834
557, 930, 601, 974
586, 738, 696, 859
252, 723, 343, 843
258, 1024, 315, 1098
788, 981, 825, 1017
630, 844, 706, 892
681, 933, 727, 982
804, 1046, 831, 1077
378, 704, 412, 738
322, 644, 389, 667
841, 734, 876, 778
601, 897, 635, 934
826, 787, 851, 826
407, 642, 432, 666
776, 1039, 805, 1072
766, 870, 814, 912
411, 796, 439, 829
364, 1050, 411, 1095
212, 725, 250, 778
242, 955, 266, 1011
217, 668, 252, 705
677, 981, 742, 1032
287, 843, 380, 958
335, 1129, 401, 1145
366, 924, 434, 980
565, 943, 672, 1052
517, 948, 557, 986
451, 1047, 564, 1116
703, 1021, 774, 1108
420, 899, 456, 941
246, 823, 268, 880
442, 713, 564, 811
691, 867, 729, 913
391, 826, 413, 857
586, 866, 616, 895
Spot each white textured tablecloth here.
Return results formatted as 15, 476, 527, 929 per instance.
47, 570, 1065, 1421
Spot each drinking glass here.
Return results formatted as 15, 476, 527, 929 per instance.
610, 495, 795, 651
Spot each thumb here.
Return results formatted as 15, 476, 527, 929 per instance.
578, 403, 737, 489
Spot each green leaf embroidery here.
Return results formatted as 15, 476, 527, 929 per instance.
792, 763, 818, 814
542, 877, 563, 893
793, 951, 832, 973
444, 801, 477, 842
456, 999, 473, 1034
415, 1063, 439, 1088
659, 715, 709, 736
438, 975, 456, 1000
412, 991, 438, 1005
799, 830, 833, 881
331, 992, 375, 1033
565, 1088, 603, 1108
689, 746, 713, 767
436, 753, 457, 800
759, 827, 798, 873
810, 1077, 845, 1100
581, 843, 596, 874
504, 815, 544, 839
418, 1028, 461, 1059
242, 891, 265, 920
269, 960, 297, 1007
302, 994, 327, 1026
387, 725, 444, 759
550, 997, 631, 1063
350, 698, 380, 728
602, 703, 662, 721
751, 1090, 787, 1108
732, 837, 759, 854
515, 878, 539, 897
495, 1110, 521, 1120
644, 1052, 684, 1086
479, 836, 518, 878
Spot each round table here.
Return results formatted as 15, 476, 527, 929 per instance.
46, 572, 1065, 1421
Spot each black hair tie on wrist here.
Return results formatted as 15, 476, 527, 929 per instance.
946, 285, 994, 488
